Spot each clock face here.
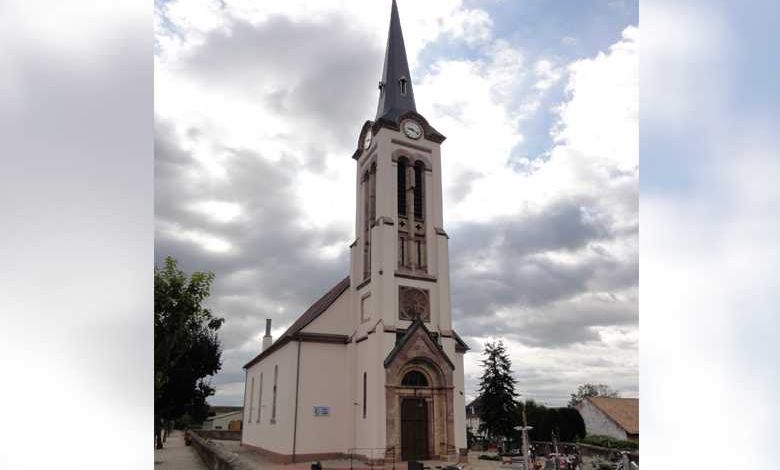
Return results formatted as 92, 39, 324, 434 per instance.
363, 131, 372, 150
403, 120, 423, 140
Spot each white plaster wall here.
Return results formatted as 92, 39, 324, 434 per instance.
294, 341, 350, 454
576, 400, 628, 440
351, 331, 387, 453
435, 235, 452, 331
301, 288, 352, 335
242, 341, 298, 454
453, 349, 467, 450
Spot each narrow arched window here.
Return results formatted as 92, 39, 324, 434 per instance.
248, 377, 255, 422
413, 162, 424, 219
402, 370, 429, 387
271, 365, 278, 423
362, 372, 367, 419
257, 372, 263, 423
397, 158, 408, 216
399, 77, 408, 95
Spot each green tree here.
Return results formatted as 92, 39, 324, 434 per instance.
155, 256, 224, 447
568, 383, 619, 407
477, 340, 519, 449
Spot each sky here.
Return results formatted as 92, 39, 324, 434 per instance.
154, 0, 638, 407
2, 0, 779, 468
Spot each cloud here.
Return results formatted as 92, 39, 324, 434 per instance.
155, 1, 638, 406
446, 26, 638, 399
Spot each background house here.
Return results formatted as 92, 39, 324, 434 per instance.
203, 409, 243, 431
465, 397, 483, 435
576, 397, 638, 441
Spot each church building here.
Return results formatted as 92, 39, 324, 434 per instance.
241, 1, 469, 463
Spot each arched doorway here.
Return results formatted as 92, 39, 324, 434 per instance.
384, 321, 456, 461
401, 398, 429, 460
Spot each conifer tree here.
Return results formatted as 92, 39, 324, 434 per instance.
477, 340, 520, 448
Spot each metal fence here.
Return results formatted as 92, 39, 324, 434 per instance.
347, 447, 396, 470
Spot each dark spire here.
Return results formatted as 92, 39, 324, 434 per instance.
376, 0, 416, 122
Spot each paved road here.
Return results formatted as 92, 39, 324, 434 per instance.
154, 430, 209, 469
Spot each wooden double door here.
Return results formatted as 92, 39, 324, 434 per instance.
400, 398, 429, 461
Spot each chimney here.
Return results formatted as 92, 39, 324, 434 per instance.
262, 318, 273, 351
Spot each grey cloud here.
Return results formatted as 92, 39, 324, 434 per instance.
449, 170, 482, 204
156, 12, 392, 398
155, 118, 351, 392
176, 14, 381, 151
449, 198, 637, 348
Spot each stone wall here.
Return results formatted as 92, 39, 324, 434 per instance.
189, 431, 253, 470
196, 430, 242, 441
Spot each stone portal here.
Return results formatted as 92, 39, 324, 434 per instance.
385, 320, 456, 461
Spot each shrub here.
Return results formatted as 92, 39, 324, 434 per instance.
594, 460, 613, 470
579, 435, 638, 450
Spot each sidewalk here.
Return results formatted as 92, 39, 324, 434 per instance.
154, 430, 209, 469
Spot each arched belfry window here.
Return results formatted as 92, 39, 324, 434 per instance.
402, 370, 429, 387
413, 161, 425, 219
399, 76, 408, 95
397, 157, 408, 216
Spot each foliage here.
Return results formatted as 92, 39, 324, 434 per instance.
155, 256, 224, 425
592, 460, 613, 470
579, 434, 638, 450
568, 383, 619, 407
477, 340, 520, 443
520, 400, 586, 442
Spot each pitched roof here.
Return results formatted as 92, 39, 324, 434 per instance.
453, 330, 470, 352
466, 396, 482, 416
384, 318, 455, 370
376, 0, 416, 122
586, 396, 639, 435
207, 405, 243, 416
205, 410, 243, 421
243, 276, 350, 369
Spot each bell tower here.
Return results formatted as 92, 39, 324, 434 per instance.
347, 1, 467, 462
350, 0, 450, 335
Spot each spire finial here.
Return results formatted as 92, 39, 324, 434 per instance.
376, 0, 416, 121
